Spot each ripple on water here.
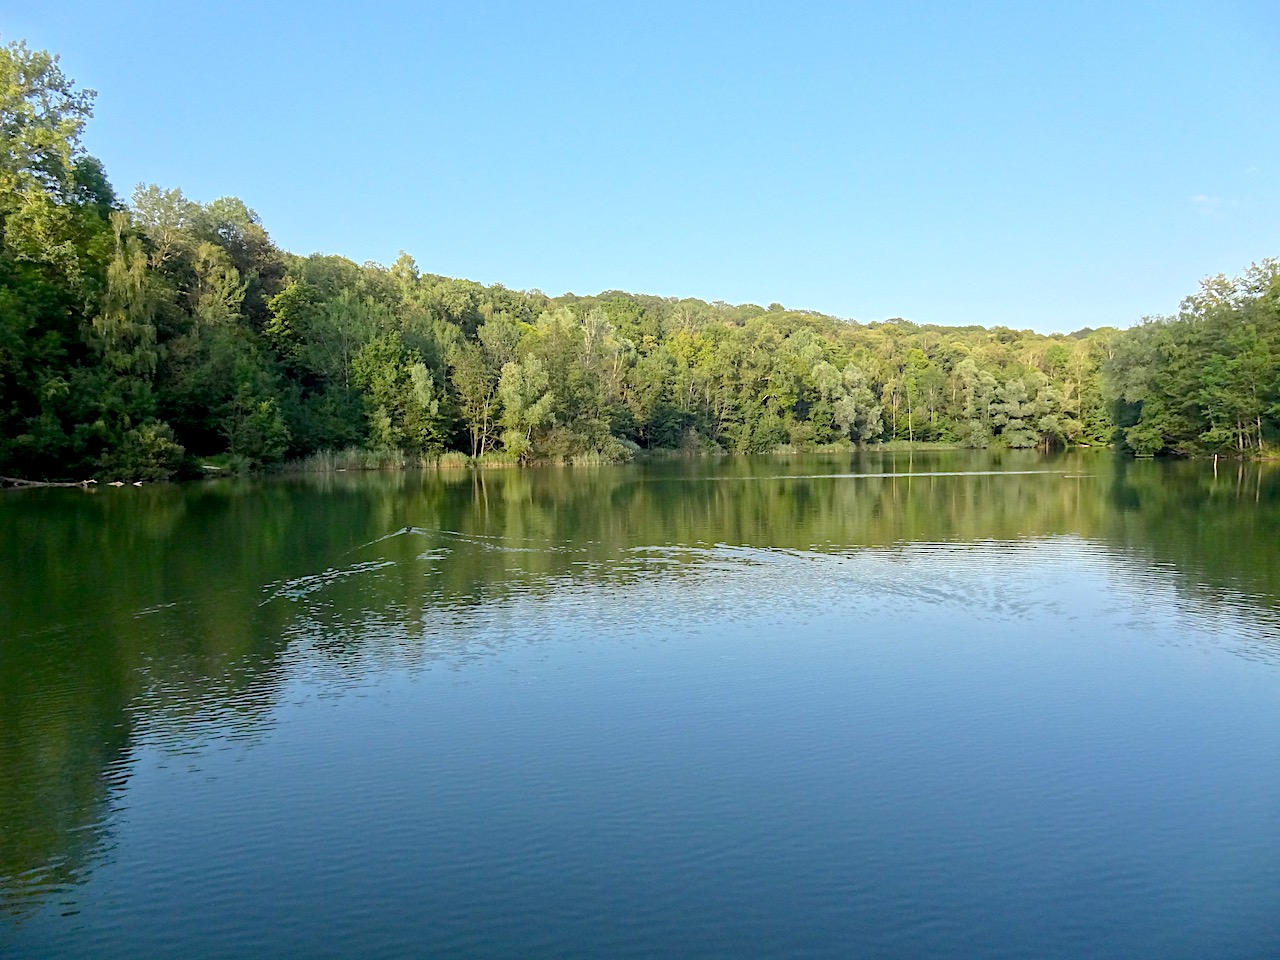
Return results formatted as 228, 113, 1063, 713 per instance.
8, 514, 1280, 958
250, 534, 1280, 676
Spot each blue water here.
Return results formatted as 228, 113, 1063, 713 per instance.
3, 453, 1280, 958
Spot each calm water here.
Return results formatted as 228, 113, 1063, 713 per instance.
3, 450, 1280, 959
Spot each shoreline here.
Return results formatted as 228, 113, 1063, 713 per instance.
14, 442, 1280, 489
3, 442, 1108, 488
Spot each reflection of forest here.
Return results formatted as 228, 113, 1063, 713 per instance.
0, 638, 130, 919
2, 451, 1277, 914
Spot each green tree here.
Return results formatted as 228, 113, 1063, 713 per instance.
498, 356, 553, 461
0, 41, 97, 265
0, 41, 117, 478
992, 377, 1038, 448
834, 363, 884, 442
352, 332, 448, 453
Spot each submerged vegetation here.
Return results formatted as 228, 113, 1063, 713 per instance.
1, 40, 1277, 481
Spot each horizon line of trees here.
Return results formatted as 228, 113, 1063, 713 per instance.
2, 40, 1276, 481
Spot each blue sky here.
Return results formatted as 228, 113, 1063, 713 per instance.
8, 1, 1278, 331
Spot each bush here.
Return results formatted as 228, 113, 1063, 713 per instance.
435, 451, 471, 469
225, 393, 290, 467
747, 411, 790, 452
569, 436, 639, 465
1125, 423, 1165, 457
289, 446, 407, 472
99, 421, 185, 480
476, 450, 519, 468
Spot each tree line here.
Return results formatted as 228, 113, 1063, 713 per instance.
1, 40, 1275, 480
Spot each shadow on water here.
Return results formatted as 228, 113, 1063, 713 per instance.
2, 448, 1279, 918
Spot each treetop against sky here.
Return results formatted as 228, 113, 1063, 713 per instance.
5, 1, 1278, 332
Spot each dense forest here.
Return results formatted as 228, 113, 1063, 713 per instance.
2, 41, 1276, 481
1105, 262, 1280, 456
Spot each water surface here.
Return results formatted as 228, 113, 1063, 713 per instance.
3, 450, 1279, 958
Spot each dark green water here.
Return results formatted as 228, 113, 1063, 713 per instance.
3, 450, 1279, 959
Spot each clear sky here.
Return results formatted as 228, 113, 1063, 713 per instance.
7, 1, 1278, 332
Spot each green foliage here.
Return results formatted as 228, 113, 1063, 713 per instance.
99, 420, 184, 480
830, 363, 883, 443
291, 446, 408, 473
224, 391, 289, 467
351, 333, 448, 453
0, 39, 1272, 478
498, 356, 554, 462
92, 212, 158, 377
1103, 261, 1280, 456
0, 40, 99, 283
436, 451, 471, 469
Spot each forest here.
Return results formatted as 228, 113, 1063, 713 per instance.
2, 40, 1277, 481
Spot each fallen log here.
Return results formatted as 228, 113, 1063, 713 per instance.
1, 476, 96, 488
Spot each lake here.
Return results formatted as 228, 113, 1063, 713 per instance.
3, 450, 1279, 959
